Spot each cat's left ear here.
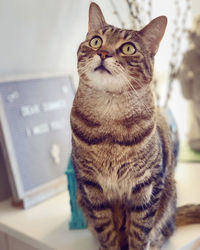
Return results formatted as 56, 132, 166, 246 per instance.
139, 16, 167, 56
88, 2, 107, 32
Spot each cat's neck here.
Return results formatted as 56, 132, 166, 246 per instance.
74, 80, 156, 123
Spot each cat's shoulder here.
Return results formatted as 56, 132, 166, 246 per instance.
156, 107, 172, 141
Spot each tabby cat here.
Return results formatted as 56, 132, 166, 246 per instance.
70, 3, 200, 250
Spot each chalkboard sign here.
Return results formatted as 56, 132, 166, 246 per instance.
0, 76, 74, 208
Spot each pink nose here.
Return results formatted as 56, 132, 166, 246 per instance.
97, 50, 112, 60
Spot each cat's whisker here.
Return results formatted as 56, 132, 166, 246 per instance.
120, 74, 142, 101
117, 74, 145, 117
128, 72, 145, 90
122, 75, 152, 115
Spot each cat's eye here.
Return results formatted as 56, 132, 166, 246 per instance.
89, 36, 102, 49
121, 43, 136, 55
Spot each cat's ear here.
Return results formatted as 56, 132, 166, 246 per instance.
139, 16, 167, 56
88, 2, 107, 32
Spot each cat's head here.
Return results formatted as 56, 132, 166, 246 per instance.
77, 2, 167, 93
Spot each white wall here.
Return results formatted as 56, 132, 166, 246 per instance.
0, 0, 199, 86
0, 0, 90, 83
191, 0, 200, 17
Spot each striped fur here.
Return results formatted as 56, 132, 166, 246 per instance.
70, 3, 200, 250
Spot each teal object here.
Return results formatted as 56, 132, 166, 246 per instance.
65, 156, 87, 230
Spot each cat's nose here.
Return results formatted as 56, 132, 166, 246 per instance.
97, 50, 112, 60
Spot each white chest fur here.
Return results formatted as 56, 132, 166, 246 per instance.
97, 171, 133, 201
97, 167, 153, 202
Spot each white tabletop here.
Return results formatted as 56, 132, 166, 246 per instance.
0, 163, 200, 250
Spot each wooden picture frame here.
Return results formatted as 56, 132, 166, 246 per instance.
0, 76, 74, 208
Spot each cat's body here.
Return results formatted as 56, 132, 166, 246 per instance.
70, 3, 200, 250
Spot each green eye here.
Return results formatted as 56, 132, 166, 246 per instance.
121, 43, 136, 55
89, 36, 102, 49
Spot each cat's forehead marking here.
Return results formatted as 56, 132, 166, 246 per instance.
100, 26, 134, 39
98, 26, 140, 47
122, 30, 135, 40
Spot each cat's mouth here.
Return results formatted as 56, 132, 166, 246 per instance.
94, 64, 111, 75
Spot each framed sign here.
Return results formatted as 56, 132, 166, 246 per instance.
0, 76, 74, 208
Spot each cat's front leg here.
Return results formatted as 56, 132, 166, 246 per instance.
128, 179, 163, 250
77, 179, 120, 250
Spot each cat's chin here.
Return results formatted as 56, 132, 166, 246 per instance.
87, 70, 126, 92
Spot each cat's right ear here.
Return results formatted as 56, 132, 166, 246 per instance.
88, 2, 107, 32
139, 16, 167, 56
